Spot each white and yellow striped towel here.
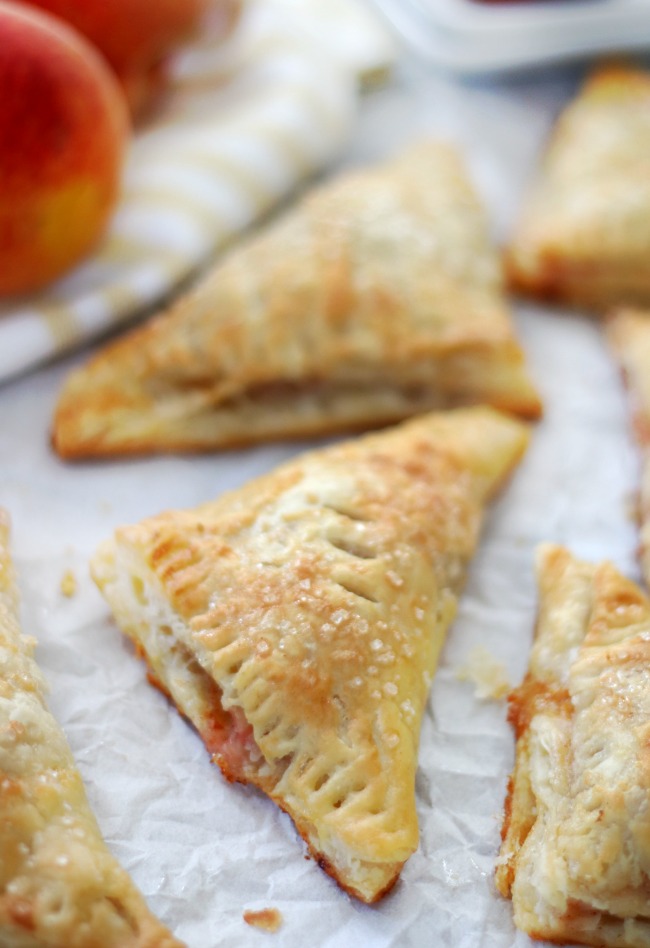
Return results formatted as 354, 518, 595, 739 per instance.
0, 0, 394, 383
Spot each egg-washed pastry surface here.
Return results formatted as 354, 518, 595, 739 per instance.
52, 141, 541, 459
0, 512, 182, 948
508, 65, 650, 311
607, 308, 650, 586
91, 407, 530, 903
497, 544, 650, 947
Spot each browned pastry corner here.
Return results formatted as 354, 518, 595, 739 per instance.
90, 406, 530, 902
507, 64, 650, 312
498, 544, 650, 946
606, 308, 650, 587
0, 510, 183, 948
52, 141, 541, 459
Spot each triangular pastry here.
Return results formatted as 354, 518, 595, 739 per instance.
91, 407, 530, 903
508, 65, 650, 311
498, 545, 650, 946
52, 142, 541, 459
607, 307, 650, 585
0, 512, 182, 947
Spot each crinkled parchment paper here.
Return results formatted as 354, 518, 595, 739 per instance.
0, 59, 641, 948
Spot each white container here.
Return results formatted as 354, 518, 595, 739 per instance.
369, 0, 650, 73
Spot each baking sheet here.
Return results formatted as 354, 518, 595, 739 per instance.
0, 61, 642, 946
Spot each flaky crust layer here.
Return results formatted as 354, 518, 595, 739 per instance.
53, 141, 540, 459
0, 512, 182, 948
498, 545, 650, 947
508, 65, 650, 312
91, 407, 530, 902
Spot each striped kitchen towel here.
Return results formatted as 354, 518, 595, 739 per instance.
0, 0, 394, 383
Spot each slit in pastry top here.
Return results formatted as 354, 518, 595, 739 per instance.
52, 140, 541, 458
91, 406, 530, 903
0, 511, 183, 948
498, 544, 650, 947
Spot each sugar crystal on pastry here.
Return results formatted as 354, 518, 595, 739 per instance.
0, 510, 182, 948
91, 406, 530, 903
498, 544, 650, 946
508, 65, 650, 311
53, 141, 541, 458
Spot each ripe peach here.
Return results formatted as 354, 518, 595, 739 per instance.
0, 1, 129, 296
25, 0, 210, 117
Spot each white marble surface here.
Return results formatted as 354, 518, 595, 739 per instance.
0, 53, 643, 948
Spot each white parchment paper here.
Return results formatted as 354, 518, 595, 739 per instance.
0, 57, 643, 947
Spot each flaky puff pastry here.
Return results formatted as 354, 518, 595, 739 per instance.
0, 512, 182, 948
607, 308, 650, 586
497, 545, 650, 947
508, 65, 650, 311
52, 142, 541, 459
91, 407, 530, 903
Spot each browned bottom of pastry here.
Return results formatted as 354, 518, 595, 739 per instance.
506, 251, 650, 313
313, 851, 400, 905
140, 654, 402, 904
